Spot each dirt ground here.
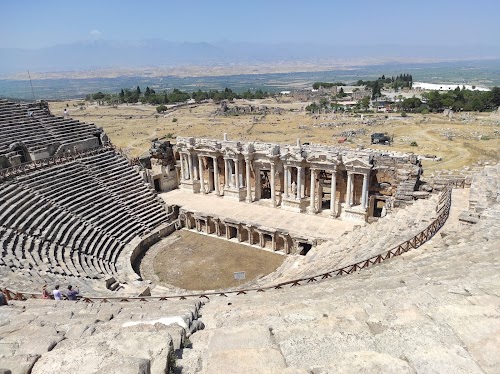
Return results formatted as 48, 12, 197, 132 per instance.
140, 230, 285, 291
49, 99, 499, 172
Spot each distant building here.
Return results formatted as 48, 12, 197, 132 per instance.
412, 82, 490, 92
352, 89, 371, 101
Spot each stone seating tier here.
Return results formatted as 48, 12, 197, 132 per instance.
173, 191, 500, 374
1, 188, 498, 373
0, 99, 100, 160
468, 164, 500, 213
249, 194, 440, 287
0, 150, 173, 292
0, 298, 204, 374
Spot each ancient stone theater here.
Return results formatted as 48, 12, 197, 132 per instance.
0, 99, 499, 374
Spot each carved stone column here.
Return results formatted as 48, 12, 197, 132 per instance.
192, 154, 198, 180
198, 156, 205, 193
330, 169, 337, 216
270, 161, 276, 207
187, 152, 193, 181
213, 156, 220, 196
255, 166, 261, 200
224, 158, 229, 188
179, 153, 185, 181
296, 166, 302, 200
346, 172, 353, 207
309, 168, 316, 211
234, 157, 240, 188
284, 165, 289, 198
245, 157, 252, 203
361, 172, 368, 209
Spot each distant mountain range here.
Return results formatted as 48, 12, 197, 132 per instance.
1, 39, 500, 75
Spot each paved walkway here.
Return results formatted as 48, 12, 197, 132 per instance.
159, 189, 359, 241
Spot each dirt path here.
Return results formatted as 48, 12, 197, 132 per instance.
415, 125, 472, 171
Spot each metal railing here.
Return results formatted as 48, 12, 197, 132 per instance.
2, 186, 453, 303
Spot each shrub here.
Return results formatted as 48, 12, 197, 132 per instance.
410, 141, 418, 147
401, 111, 408, 117
172, 118, 178, 122
156, 105, 167, 113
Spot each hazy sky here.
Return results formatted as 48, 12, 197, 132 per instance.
1, 0, 498, 49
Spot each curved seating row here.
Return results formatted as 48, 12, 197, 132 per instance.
0, 99, 100, 156
0, 149, 174, 292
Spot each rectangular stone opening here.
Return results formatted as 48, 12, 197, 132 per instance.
263, 234, 273, 249
228, 226, 237, 240
252, 231, 261, 246
219, 224, 226, 237
260, 170, 271, 199
240, 227, 249, 242
275, 236, 285, 252
299, 242, 312, 256
153, 178, 161, 192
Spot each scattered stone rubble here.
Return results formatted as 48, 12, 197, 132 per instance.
215, 101, 285, 116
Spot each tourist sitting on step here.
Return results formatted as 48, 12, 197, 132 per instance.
42, 284, 50, 299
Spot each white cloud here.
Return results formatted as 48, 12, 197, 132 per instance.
90, 29, 102, 38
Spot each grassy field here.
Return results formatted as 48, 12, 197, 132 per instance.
49, 99, 500, 172
140, 230, 285, 291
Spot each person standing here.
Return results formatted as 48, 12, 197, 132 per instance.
53, 285, 62, 300
66, 285, 79, 301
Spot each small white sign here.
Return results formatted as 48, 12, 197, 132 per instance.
234, 271, 246, 280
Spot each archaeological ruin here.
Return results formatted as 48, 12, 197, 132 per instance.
0, 98, 499, 374
149, 135, 423, 219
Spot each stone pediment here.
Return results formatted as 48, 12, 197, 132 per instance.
306, 153, 338, 165
223, 147, 240, 158
344, 157, 372, 170
282, 151, 304, 163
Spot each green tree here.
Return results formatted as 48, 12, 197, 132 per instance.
360, 96, 370, 109
306, 102, 320, 113
490, 87, 500, 107
92, 92, 105, 100
371, 81, 381, 99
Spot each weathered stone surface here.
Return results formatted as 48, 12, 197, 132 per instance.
32, 329, 172, 374
0, 354, 40, 374
310, 351, 415, 374
206, 348, 287, 374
